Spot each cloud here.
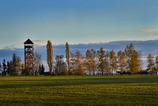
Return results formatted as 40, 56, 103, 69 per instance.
143, 28, 156, 33
143, 28, 158, 36
33, 40, 47, 47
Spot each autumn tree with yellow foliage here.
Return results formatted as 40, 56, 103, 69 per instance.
47, 40, 53, 75
125, 43, 141, 73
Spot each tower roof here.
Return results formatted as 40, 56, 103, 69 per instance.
24, 39, 34, 44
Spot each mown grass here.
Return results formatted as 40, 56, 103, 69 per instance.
0, 75, 158, 106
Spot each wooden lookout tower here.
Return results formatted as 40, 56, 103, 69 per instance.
24, 39, 34, 73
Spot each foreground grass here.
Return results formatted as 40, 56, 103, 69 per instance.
0, 75, 158, 106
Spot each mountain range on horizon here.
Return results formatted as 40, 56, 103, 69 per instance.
0, 39, 158, 60
2, 39, 158, 50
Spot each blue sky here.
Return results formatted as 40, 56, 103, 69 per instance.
0, 0, 158, 48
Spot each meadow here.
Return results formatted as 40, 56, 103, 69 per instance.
0, 75, 158, 106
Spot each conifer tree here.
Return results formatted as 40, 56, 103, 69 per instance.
98, 48, 109, 75
2, 59, 7, 72
125, 43, 141, 73
12, 54, 22, 75
129, 50, 141, 73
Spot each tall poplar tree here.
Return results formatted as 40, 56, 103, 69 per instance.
65, 42, 70, 72
47, 40, 53, 75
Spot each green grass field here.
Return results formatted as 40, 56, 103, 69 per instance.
0, 75, 158, 106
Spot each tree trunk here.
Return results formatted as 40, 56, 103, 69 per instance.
102, 70, 104, 75
49, 67, 52, 75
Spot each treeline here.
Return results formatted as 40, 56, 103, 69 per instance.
46, 41, 158, 76
0, 41, 158, 76
0, 53, 45, 76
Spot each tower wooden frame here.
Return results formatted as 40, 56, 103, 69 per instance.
24, 39, 34, 73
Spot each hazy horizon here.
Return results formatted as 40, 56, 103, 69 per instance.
1, 38, 158, 50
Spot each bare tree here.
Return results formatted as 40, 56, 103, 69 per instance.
34, 53, 42, 75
